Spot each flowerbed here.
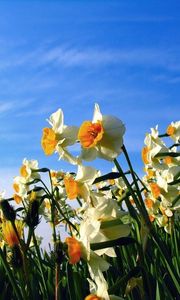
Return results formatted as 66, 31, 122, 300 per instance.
0, 104, 179, 300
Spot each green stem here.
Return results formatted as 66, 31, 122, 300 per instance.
55, 263, 60, 300
114, 158, 150, 227
50, 198, 57, 244
32, 232, 49, 299
121, 145, 152, 227
55, 200, 78, 233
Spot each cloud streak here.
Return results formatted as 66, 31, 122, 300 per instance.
36, 46, 180, 72
1, 41, 180, 73
0, 98, 39, 115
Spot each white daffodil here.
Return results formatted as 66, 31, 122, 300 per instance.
13, 176, 28, 204
142, 125, 168, 169
41, 108, 79, 164
65, 235, 110, 273
64, 164, 98, 202
12, 158, 40, 204
79, 194, 130, 257
78, 103, 125, 161
20, 158, 40, 181
166, 121, 180, 143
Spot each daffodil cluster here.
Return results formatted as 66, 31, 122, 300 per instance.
142, 123, 180, 233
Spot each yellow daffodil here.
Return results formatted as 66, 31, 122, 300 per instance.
2, 220, 23, 248
78, 103, 125, 161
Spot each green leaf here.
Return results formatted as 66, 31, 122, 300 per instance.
100, 219, 123, 229
93, 172, 121, 184
66, 263, 78, 300
32, 168, 50, 173
155, 281, 161, 300
109, 266, 142, 294
91, 237, 135, 251
155, 152, 180, 158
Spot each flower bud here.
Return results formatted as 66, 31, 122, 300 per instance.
54, 241, 64, 264
25, 200, 40, 229
0, 200, 16, 222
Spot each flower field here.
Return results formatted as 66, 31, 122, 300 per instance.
0, 104, 179, 300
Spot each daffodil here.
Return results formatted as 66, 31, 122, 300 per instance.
2, 220, 23, 248
41, 108, 79, 164
166, 121, 180, 143
78, 103, 125, 161
12, 158, 40, 204
142, 126, 168, 168
20, 158, 39, 181
79, 194, 130, 257
64, 164, 98, 202
13, 176, 28, 204
65, 235, 110, 271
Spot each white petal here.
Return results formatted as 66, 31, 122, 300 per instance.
79, 147, 98, 161
92, 103, 103, 123
76, 164, 98, 184
98, 115, 125, 160
48, 109, 64, 133
89, 251, 110, 273
165, 208, 173, 217
101, 224, 130, 239
60, 126, 79, 146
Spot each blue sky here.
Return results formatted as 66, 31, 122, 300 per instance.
0, 0, 180, 196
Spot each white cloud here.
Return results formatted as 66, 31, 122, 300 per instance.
1, 41, 180, 72
34, 45, 180, 72
0, 102, 15, 113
